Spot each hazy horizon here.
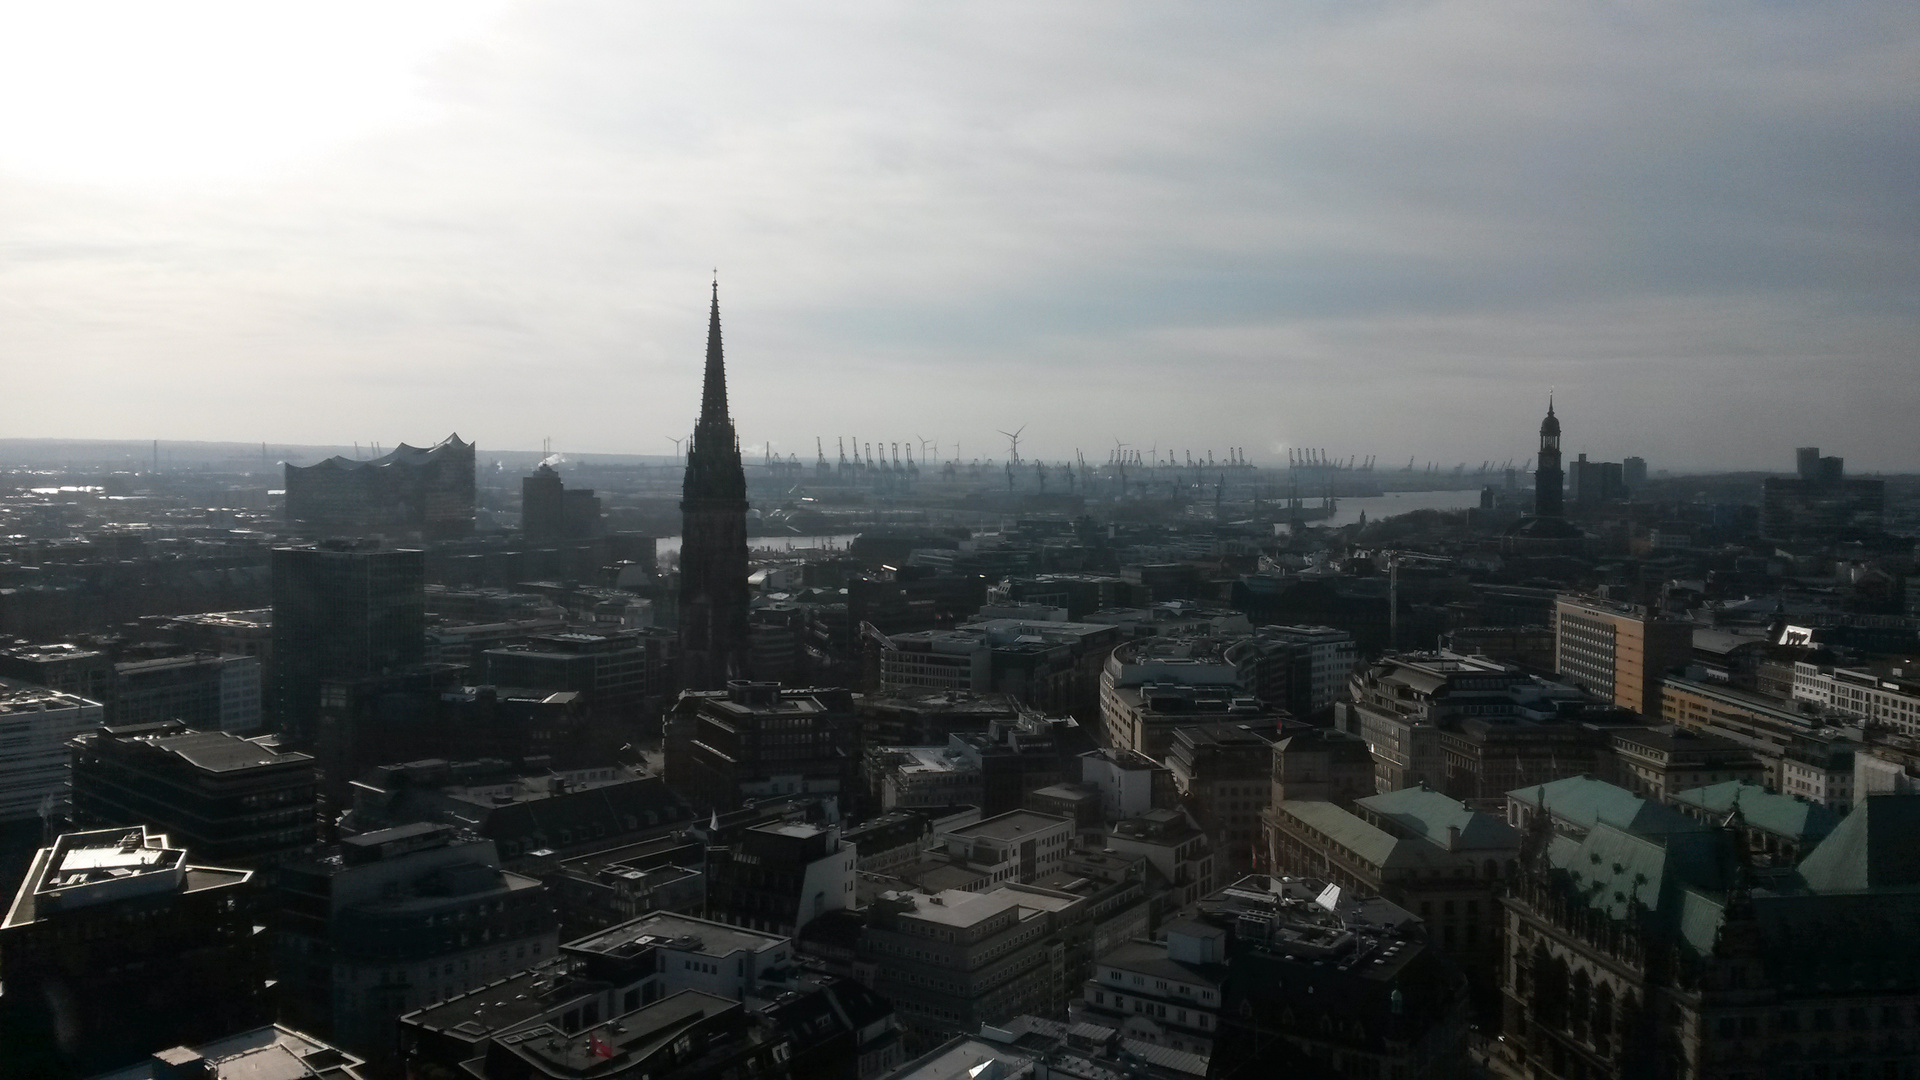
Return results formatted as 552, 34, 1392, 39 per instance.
6, 435, 1913, 480
5, 3, 1915, 472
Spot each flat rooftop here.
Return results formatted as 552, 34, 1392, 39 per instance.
0, 681, 96, 713
945, 809, 1070, 842
4, 826, 248, 929
505, 990, 739, 1074
752, 821, 829, 840
885, 746, 969, 775
565, 911, 786, 961
107, 728, 312, 772
898, 888, 1029, 928
87, 1024, 367, 1080
401, 960, 582, 1040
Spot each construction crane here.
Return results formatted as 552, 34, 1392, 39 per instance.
1377, 549, 1455, 652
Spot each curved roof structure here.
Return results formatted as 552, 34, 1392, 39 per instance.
286, 433, 471, 474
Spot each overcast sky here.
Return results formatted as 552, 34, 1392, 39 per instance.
3, 2, 1915, 472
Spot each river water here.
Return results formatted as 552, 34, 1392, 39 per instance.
1320, 489, 1483, 528
653, 493, 1481, 556
655, 532, 864, 559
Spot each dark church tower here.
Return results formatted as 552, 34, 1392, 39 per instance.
1535, 397, 1564, 518
677, 283, 752, 689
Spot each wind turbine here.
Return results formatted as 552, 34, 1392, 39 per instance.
666, 436, 685, 462
998, 424, 1027, 465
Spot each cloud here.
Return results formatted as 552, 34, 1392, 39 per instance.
2, 0, 1915, 471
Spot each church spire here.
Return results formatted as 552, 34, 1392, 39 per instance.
678, 278, 752, 691
700, 278, 729, 425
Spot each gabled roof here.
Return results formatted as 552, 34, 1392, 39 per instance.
1794, 795, 1920, 894
1509, 775, 1704, 838
1275, 800, 1431, 871
1357, 786, 1518, 852
1673, 782, 1840, 845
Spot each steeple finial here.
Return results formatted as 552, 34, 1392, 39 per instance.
1548, 388, 1555, 417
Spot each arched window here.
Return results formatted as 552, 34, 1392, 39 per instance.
1593, 984, 1615, 1056
1570, 970, 1592, 1040
1533, 947, 1570, 1029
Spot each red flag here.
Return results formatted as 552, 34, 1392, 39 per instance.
590, 1032, 614, 1059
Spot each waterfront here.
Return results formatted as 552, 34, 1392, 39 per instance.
1323, 488, 1482, 528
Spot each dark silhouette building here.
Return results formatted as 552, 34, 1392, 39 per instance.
1537, 398, 1563, 516
1568, 453, 1626, 506
483, 629, 668, 725
1504, 398, 1585, 555
522, 462, 604, 541
271, 823, 556, 1064
1762, 447, 1885, 540
283, 434, 475, 540
269, 544, 426, 744
0, 826, 267, 1077
664, 682, 857, 812
678, 283, 752, 690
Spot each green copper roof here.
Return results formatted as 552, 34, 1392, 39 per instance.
1509, 775, 1704, 838
1673, 781, 1841, 845
1794, 795, 1920, 894
1358, 786, 1518, 852
1547, 821, 1737, 956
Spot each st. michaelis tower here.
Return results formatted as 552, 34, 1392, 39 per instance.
677, 282, 752, 689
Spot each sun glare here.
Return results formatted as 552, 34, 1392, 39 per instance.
0, 2, 507, 188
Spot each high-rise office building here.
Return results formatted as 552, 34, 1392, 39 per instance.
113, 652, 262, 733
269, 544, 425, 743
1622, 455, 1647, 489
482, 629, 657, 723
1567, 453, 1627, 506
1763, 448, 1884, 540
69, 721, 317, 867
521, 462, 604, 541
1554, 594, 1693, 718
677, 283, 752, 689
0, 678, 105, 823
